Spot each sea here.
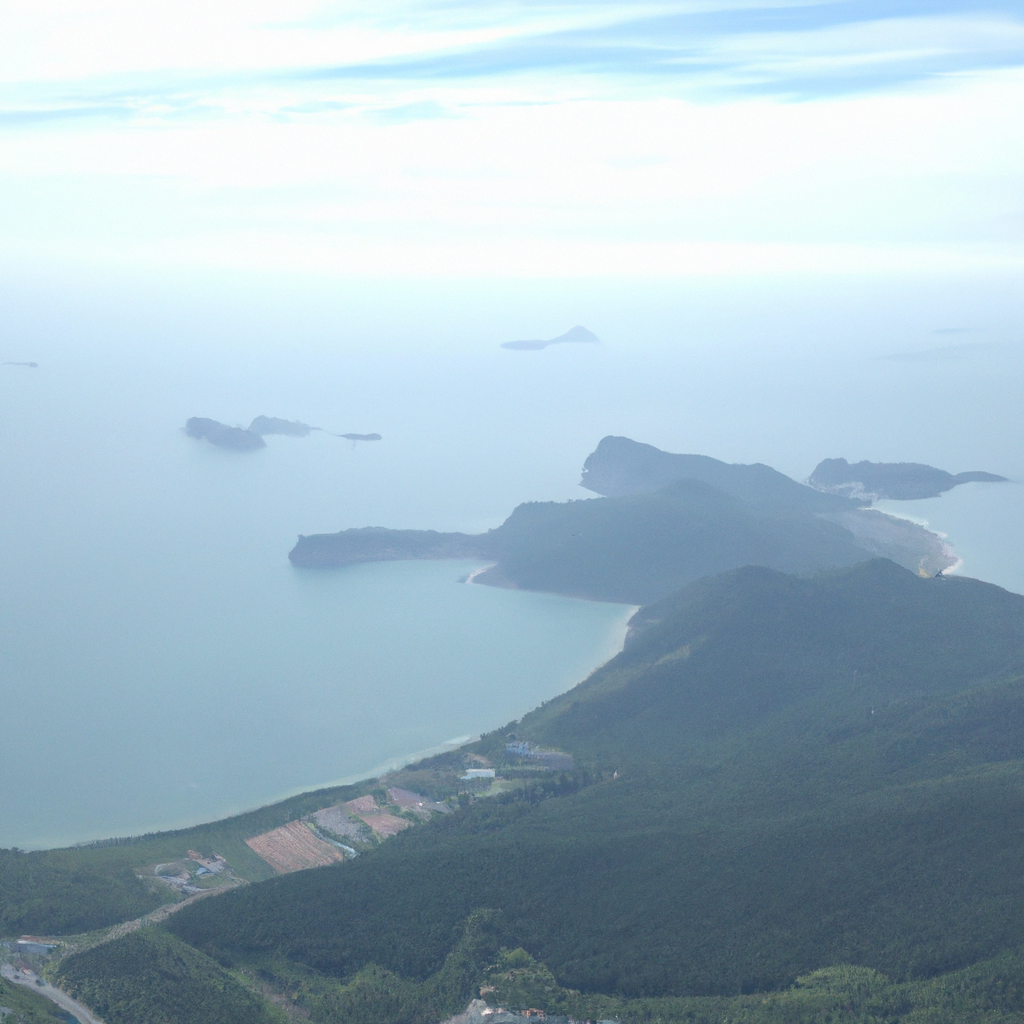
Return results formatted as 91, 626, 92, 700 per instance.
1, 267, 1022, 849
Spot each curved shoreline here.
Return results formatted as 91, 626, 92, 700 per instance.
463, 563, 496, 585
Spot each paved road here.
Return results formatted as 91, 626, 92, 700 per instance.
1, 963, 105, 1024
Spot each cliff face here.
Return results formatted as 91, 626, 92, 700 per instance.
185, 418, 265, 451
809, 457, 1006, 501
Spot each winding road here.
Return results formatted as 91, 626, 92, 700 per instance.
2, 962, 104, 1024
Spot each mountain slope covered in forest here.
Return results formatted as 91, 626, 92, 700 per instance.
152, 560, 1024, 1012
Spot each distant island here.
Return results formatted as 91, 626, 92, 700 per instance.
185, 417, 265, 451
186, 415, 382, 451
289, 436, 955, 603
3, 360, 38, 368
809, 457, 1006, 501
248, 416, 314, 437
501, 325, 599, 351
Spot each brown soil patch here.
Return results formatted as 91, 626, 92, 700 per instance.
344, 794, 378, 814
359, 812, 412, 838
245, 821, 344, 874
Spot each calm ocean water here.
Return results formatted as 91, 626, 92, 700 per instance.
1, 270, 1021, 848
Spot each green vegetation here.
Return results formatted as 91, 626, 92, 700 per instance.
291, 438, 949, 604
519, 558, 1024, 761
0, 781, 366, 936
158, 561, 1024, 1009
15, 558, 1024, 1023
54, 929, 285, 1024
484, 946, 1024, 1023
0, 976, 73, 1023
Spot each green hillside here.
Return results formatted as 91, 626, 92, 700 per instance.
160, 560, 1024, 1012
472, 480, 870, 604
54, 929, 286, 1024
578, 435, 857, 510
520, 558, 1024, 759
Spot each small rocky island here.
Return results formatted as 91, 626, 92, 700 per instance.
248, 416, 314, 437
501, 325, 599, 351
185, 417, 265, 451
186, 415, 382, 450
809, 458, 1006, 501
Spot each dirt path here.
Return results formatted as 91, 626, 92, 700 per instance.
2, 962, 104, 1024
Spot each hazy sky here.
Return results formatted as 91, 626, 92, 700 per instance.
1, 0, 1022, 278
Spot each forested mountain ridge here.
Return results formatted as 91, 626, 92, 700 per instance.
520, 558, 1024, 761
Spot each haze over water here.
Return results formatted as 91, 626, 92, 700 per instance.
1, 271, 1021, 849
2, 0, 1023, 850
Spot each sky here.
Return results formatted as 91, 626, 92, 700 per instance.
0, 0, 1022, 279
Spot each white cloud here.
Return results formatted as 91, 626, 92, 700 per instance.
0, 2, 1020, 278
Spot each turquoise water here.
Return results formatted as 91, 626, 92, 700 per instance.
0, 349, 633, 849
875, 480, 1024, 597
1, 271, 1021, 849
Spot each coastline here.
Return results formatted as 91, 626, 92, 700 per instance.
14, 588, 637, 852
872, 482, 1024, 596
861, 505, 963, 576
463, 563, 496, 585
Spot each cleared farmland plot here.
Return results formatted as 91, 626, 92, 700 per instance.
245, 821, 344, 874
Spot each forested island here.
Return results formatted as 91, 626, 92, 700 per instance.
185, 417, 266, 451
290, 436, 954, 603
808, 456, 1006, 500
185, 415, 381, 450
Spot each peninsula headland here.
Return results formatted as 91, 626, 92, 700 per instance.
289, 436, 955, 603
